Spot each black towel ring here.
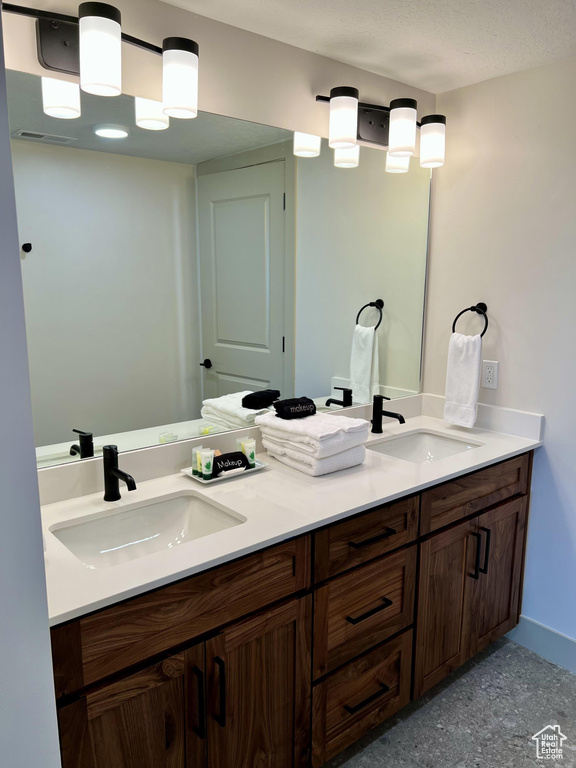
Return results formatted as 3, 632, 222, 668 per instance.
452, 302, 489, 337
356, 299, 384, 330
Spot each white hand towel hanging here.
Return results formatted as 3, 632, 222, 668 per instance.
444, 332, 482, 428
350, 324, 380, 404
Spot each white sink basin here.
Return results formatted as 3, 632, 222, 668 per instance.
368, 430, 483, 464
50, 492, 246, 569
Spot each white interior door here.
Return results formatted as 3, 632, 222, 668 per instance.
198, 160, 286, 399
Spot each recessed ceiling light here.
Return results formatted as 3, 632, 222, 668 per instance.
93, 124, 129, 139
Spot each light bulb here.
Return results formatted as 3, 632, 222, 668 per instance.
135, 97, 170, 131
79, 2, 122, 97
334, 145, 360, 168
293, 132, 321, 157
420, 114, 446, 168
162, 37, 199, 119
328, 86, 358, 149
389, 98, 417, 157
94, 124, 129, 138
41, 77, 81, 119
385, 153, 410, 173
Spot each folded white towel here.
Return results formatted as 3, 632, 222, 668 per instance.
265, 444, 366, 477
259, 427, 368, 459
350, 324, 380, 404
201, 391, 270, 429
255, 411, 369, 441
444, 332, 482, 428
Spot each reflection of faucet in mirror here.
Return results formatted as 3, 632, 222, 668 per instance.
371, 395, 406, 433
103, 445, 137, 502
326, 387, 353, 408
70, 429, 94, 459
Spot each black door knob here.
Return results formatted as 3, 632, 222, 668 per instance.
200, 359, 213, 369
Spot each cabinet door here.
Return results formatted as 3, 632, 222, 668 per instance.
414, 518, 477, 698
468, 497, 527, 655
206, 596, 312, 768
57, 645, 206, 768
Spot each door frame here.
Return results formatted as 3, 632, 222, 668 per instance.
196, 140, 296, 399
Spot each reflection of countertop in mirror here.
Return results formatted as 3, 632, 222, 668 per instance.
41, 412, 542, 626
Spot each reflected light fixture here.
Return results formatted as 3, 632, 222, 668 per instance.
135, 97, 170, 131
420, 115, 446, 168
388, 98, 417, 157
79, 2, 122, 97
385, 153, 410, 173
162, 37, 199, 119
293, 132, 321, 157
41, 77, 81, 119
328, 86, 358, 149
334, 145, 360, 168
94, 124, 129, 138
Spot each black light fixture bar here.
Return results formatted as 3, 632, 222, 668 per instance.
316, 93, 422, 127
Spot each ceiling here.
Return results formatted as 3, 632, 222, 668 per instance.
160, 0, 576, 93
6, 71, 290, 164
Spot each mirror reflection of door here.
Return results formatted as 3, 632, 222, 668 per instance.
197, 159, 289, 400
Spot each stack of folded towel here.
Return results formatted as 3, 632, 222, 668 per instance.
201, 391, 272, 430
255, 411, 370, 477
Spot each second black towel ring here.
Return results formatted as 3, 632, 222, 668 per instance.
356, 299, 384, 330
452, 302, 489, 337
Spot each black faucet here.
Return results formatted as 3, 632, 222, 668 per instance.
70, 428, 94, 459
371, 395, 406, 433
326, 387, 353, 408
103, 445, 137, 502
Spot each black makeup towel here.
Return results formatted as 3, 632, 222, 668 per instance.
273, 397, 316, 420
213, 451, 251, 477
242, 389, 281, 409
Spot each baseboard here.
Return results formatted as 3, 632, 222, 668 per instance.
507, 616, 576, 673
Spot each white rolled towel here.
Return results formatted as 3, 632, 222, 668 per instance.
265, 444, 366, 477
260, 427, 368, 459
255, 411, 369, 441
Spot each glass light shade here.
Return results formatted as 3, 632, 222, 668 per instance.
135, 97, 170, 131
420, 115, 446, 168
41, 77, 81, 119
79, 4, 122, 97
389, 98, 417, 157
162, 39, 199, 119
94, 124, 128, 138
334, 145, 360, 168
293, 132, 321, 157
329, 87, 359, 149
385, 152, 410, 173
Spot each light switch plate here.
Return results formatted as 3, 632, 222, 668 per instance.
482, 360, 499, 389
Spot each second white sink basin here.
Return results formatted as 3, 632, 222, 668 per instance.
369, 430, 483, 464
50, 492, 246, 569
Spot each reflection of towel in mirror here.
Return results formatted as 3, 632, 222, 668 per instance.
350, 324, 380, 404
444, 333, 482, 428
201, 391, 271, 430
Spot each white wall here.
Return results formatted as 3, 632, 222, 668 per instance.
425, 56, 576, 644
295, 140, 430, 400
12, 141, 200, 446
0, 19, 61, 768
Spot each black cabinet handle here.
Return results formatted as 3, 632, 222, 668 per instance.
346, 597, 393, 625
348, 528, 396, 550
344, 682, 390, 715
470, 532, 482, 579
479, 526, 492, 575
199, 358, 213, 369
214, 656, 226, 728
192, 666, 206, 739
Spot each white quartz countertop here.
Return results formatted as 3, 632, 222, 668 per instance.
41, 416, 541, 625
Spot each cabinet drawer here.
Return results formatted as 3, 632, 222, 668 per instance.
420, 453, 530, 535
313, 546, 416, 679
314, 497, 418, 582
52, 536, 311, 696
312, 630, 412, 767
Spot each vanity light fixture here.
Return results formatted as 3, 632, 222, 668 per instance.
385, 152, 410, 174
78, 2, 122, 97
328, 87, 359, 149
388, 98, 417, 157
334, 144, 360, 168
293, 132, 321, 157
94, 123, 128, 138
419, 115, 447, 168
162, 37, 200, 119
41, 77, 81, 119
135, 97, 170, 131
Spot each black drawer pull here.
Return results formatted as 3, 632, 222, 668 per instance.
470, 532, 482, 580
346, 596, 393, 625
214, 656, 226, 728
348, 527, 397, 550
479, 526, 491, 574
192, 666, 206, 739
344, 682, 390, 715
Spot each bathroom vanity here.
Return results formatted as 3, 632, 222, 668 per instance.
48, 427, 535, 768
